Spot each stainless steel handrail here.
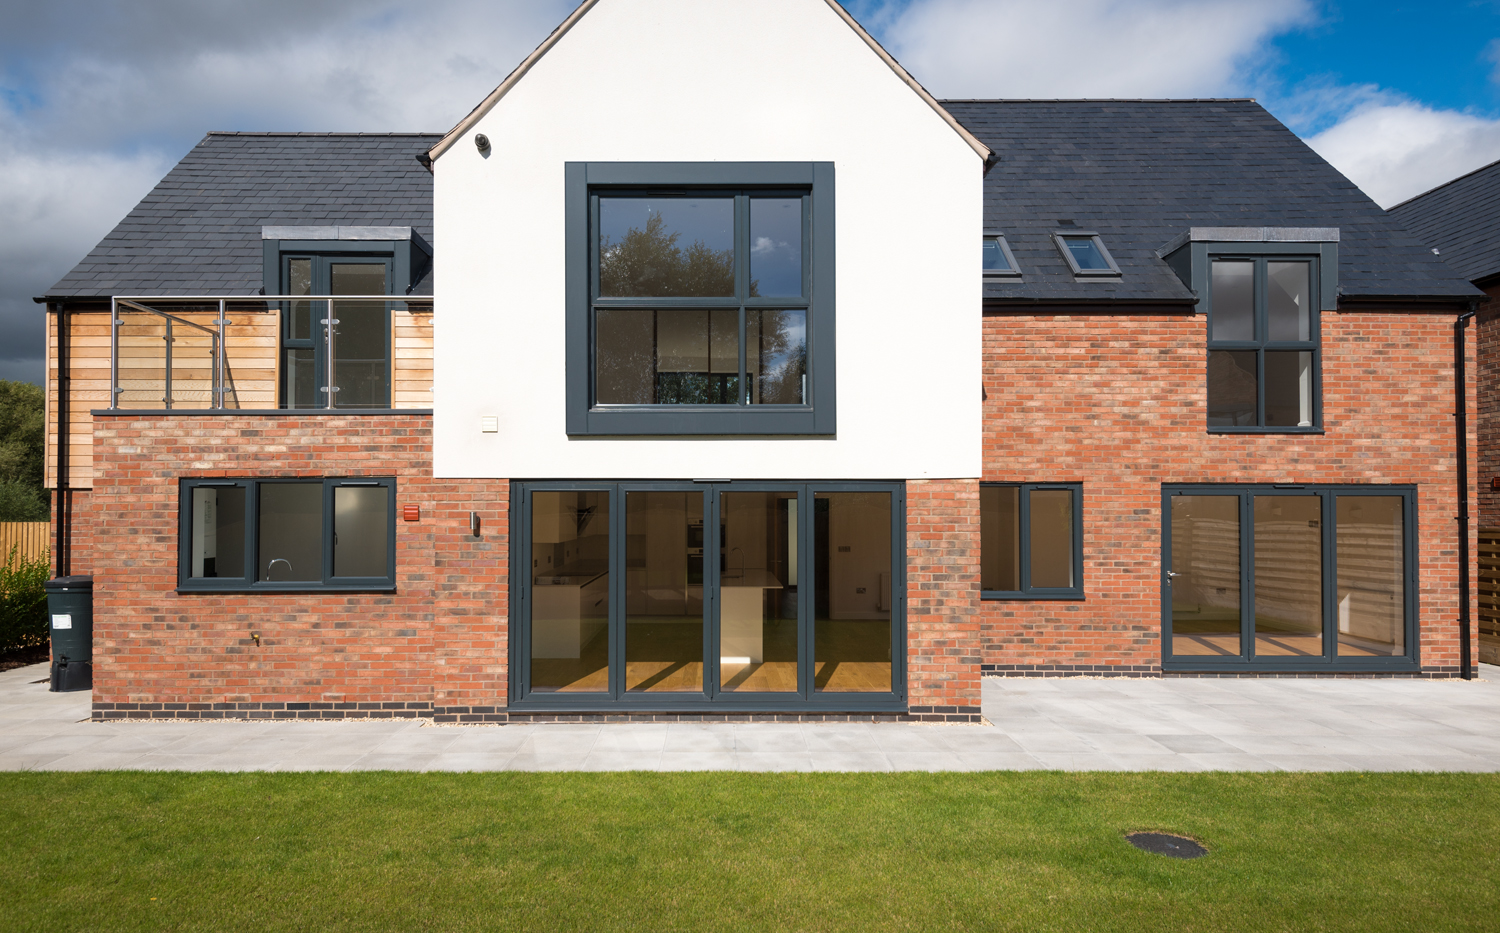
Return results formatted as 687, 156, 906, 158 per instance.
108, 295, 432, 411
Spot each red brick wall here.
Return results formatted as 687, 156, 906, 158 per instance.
981, 309, 1476, 675
87, 413, 510, 712
1476, 283, 1500, 528
905, 480, 981, 717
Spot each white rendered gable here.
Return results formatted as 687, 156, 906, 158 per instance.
433, 0, 983, 480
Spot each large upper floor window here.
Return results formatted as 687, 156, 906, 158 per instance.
281, 254, 393, 409
1207, 256, 1320, 430
566, 163, 835, 436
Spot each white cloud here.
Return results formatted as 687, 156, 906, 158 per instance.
877, 0, 1316, 99
0, 0, 575, 383
1304, 99, 1500, 207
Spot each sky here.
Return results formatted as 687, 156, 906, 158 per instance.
2, 0, 1499, 387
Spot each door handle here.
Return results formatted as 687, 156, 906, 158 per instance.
1165, 571, 1180, 579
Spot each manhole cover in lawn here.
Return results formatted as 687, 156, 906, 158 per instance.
1126, 832, 1207, 859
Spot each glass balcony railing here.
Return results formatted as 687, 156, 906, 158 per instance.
109, 296, 433, 411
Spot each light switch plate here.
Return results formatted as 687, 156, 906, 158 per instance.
481, 416, 498, 433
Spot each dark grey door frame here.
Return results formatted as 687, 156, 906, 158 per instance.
509, 479, 907, 712
1160, 483, 1420, 673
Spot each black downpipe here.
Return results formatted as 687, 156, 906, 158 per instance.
1456, 306, 1477, 680
55, 303, 70, 579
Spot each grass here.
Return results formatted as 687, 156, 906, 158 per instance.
1, 771, 1496, 932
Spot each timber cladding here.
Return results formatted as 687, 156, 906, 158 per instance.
45, 306, 435, 490
85, 413, 509, 711
979, 309, 1476, 675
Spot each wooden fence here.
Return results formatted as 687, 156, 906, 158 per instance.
1479, 527, 1500, 665
0, 523, 49, 563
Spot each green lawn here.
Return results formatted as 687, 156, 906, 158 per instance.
1, 771, 1496, 932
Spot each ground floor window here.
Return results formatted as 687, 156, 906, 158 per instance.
512, 481, 905, 711
1163, 484, 1417, 671
980, 483, 1083, 599
178, 477, 396, 591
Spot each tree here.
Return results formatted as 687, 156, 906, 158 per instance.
0, 380, 48, 522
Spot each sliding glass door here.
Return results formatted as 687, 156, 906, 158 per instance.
1163, 484, 1418, 672
513, 481, 905, 711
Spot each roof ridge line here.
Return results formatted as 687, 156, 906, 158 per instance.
939, 98, 1258, 103
1387, 155, 1500, 212
205, 131, 443, 137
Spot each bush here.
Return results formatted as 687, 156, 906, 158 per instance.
0, 481, 47, 522
0, 546, 49, 652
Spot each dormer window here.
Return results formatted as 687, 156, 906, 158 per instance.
982, 235, 1020, 276
1054, 233, 1120, 276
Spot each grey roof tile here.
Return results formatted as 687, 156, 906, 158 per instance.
942, 100, 1480, 304
1386, 158, 1500, 284
46, 132, 440, 298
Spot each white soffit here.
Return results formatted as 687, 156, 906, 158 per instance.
424, 0, 993, 163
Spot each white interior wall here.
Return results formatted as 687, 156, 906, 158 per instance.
433, 0, 982, 480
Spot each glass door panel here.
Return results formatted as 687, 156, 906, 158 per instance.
1169, 495, 1242, 656
814, 492, 893, 693
329, 262, 390, 408
1335, 496, 1405, 657
529, 490, 610, 692
625, 491, 706, 693
718, 491, 799, 692
1252, 495, 1323, 657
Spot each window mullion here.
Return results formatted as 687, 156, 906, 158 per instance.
1018, 485, 1032, 594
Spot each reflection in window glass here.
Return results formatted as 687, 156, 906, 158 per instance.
720, 491, 799, 692
595, 308, 740, 405
749, 198, 802, 297
814, 492, 892, 693
1169, 496, 1241, 656
1063, 237, 1112, 271
328, 264, 390, 408
1267, 261, 1311, 342
748, 310, 806, 404
625, 491, 705, 693
333, 486, 388, 577
598, 198, 735, 297
530, 490, 610, 692
190, 486, 245, 579
982, 236, 1014, 273
288, 258, 313, 339
258, 484, 323, 582
1336, 497, 1405, 657
1211, 260, 1254, 341
1208, 350, 1258, 426
1253, 496, 1323, 657
1029, 489, 1073, 588
1264, 351, 1313, 427
980, 486, 1019, 592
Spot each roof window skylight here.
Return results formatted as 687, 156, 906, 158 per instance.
1054, 233, 1121, 276
983, 235, 1021, 276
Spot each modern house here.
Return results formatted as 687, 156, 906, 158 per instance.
1389, 159, 1500, 664
39, 0, 1484, 724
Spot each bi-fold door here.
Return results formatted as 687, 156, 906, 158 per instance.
1162, 484, 1419, 672
511, 481, 906, 711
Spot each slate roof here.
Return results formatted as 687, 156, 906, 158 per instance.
1387, 158, 1500, 285
45, 132, 440, 299
942, 100, 1482, 305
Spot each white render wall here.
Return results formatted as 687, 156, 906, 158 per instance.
433, 0, 982, 480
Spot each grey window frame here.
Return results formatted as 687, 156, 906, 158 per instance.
509, 479, 905, 713
565, 162, 836, 436
979, 482, 1085, 600
1204, 249, 1324, 434
177, 477, 397, 593
983, 234, 1022, 277
1161, 483, 1420, 672
1052, 232, 1121, 277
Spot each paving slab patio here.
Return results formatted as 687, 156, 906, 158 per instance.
2, 661, 1498, 772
